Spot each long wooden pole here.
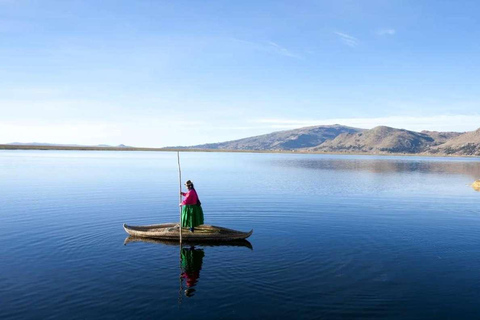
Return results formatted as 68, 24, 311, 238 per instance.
177, 151, 184, 305
177, 151, 182, 244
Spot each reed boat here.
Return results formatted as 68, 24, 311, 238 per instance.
123, 223, 253, 241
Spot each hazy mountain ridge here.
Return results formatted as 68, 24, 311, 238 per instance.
5, 125, 480, 156
421, 131, 464, 145
7, 142, 131, 148
186, 125, 480, 156
185, 124, 363, 150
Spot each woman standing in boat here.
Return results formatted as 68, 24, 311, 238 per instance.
180, 180, 204, 232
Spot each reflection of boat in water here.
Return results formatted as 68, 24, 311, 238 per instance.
123, 236, 253, 250
123, 237, 252, 298
123, 223, 253, 241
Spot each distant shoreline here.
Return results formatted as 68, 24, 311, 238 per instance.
1, 144, 478, 158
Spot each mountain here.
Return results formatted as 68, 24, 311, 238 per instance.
97, 144, 131, 148
431, 128, 480, 155
180, 124, 480, 156
186, 125, 364, 150
5, 125, 480, 156
309, 126, 435, 153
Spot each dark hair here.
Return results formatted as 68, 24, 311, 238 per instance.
185, 180, 194, 189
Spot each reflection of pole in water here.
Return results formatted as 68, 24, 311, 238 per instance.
180, 246, 205, 298
178, 242, 183, 306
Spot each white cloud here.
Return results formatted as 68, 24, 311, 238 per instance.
334, 32, 359, 47
230, 38, 302, 59
377, 29, 396, 36
266, 41, 301, 59
254, 115, 480, 132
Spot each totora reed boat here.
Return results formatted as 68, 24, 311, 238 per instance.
123, 223, 253, 241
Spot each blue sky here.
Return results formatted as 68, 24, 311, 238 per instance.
1, 0, 479, 147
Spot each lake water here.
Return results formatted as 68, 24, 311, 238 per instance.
1, 150, 479, 319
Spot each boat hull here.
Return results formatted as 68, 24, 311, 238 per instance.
123, 223, 253, 241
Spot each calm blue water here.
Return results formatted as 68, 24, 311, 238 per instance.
1, 150, 479, 319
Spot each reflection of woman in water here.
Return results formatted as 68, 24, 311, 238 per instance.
181, 246, 204, 297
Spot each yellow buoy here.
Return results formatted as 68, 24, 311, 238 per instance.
472, 180, 480, 192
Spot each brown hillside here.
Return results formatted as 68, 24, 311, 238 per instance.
187, 124, 364, 150
431, 128, 480, 155
310, 126, 435, 153
421, 131, 464, 145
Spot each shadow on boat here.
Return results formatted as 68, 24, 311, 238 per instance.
123, 236, 253, 250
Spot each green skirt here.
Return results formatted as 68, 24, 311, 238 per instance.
181, 204, 204, 228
